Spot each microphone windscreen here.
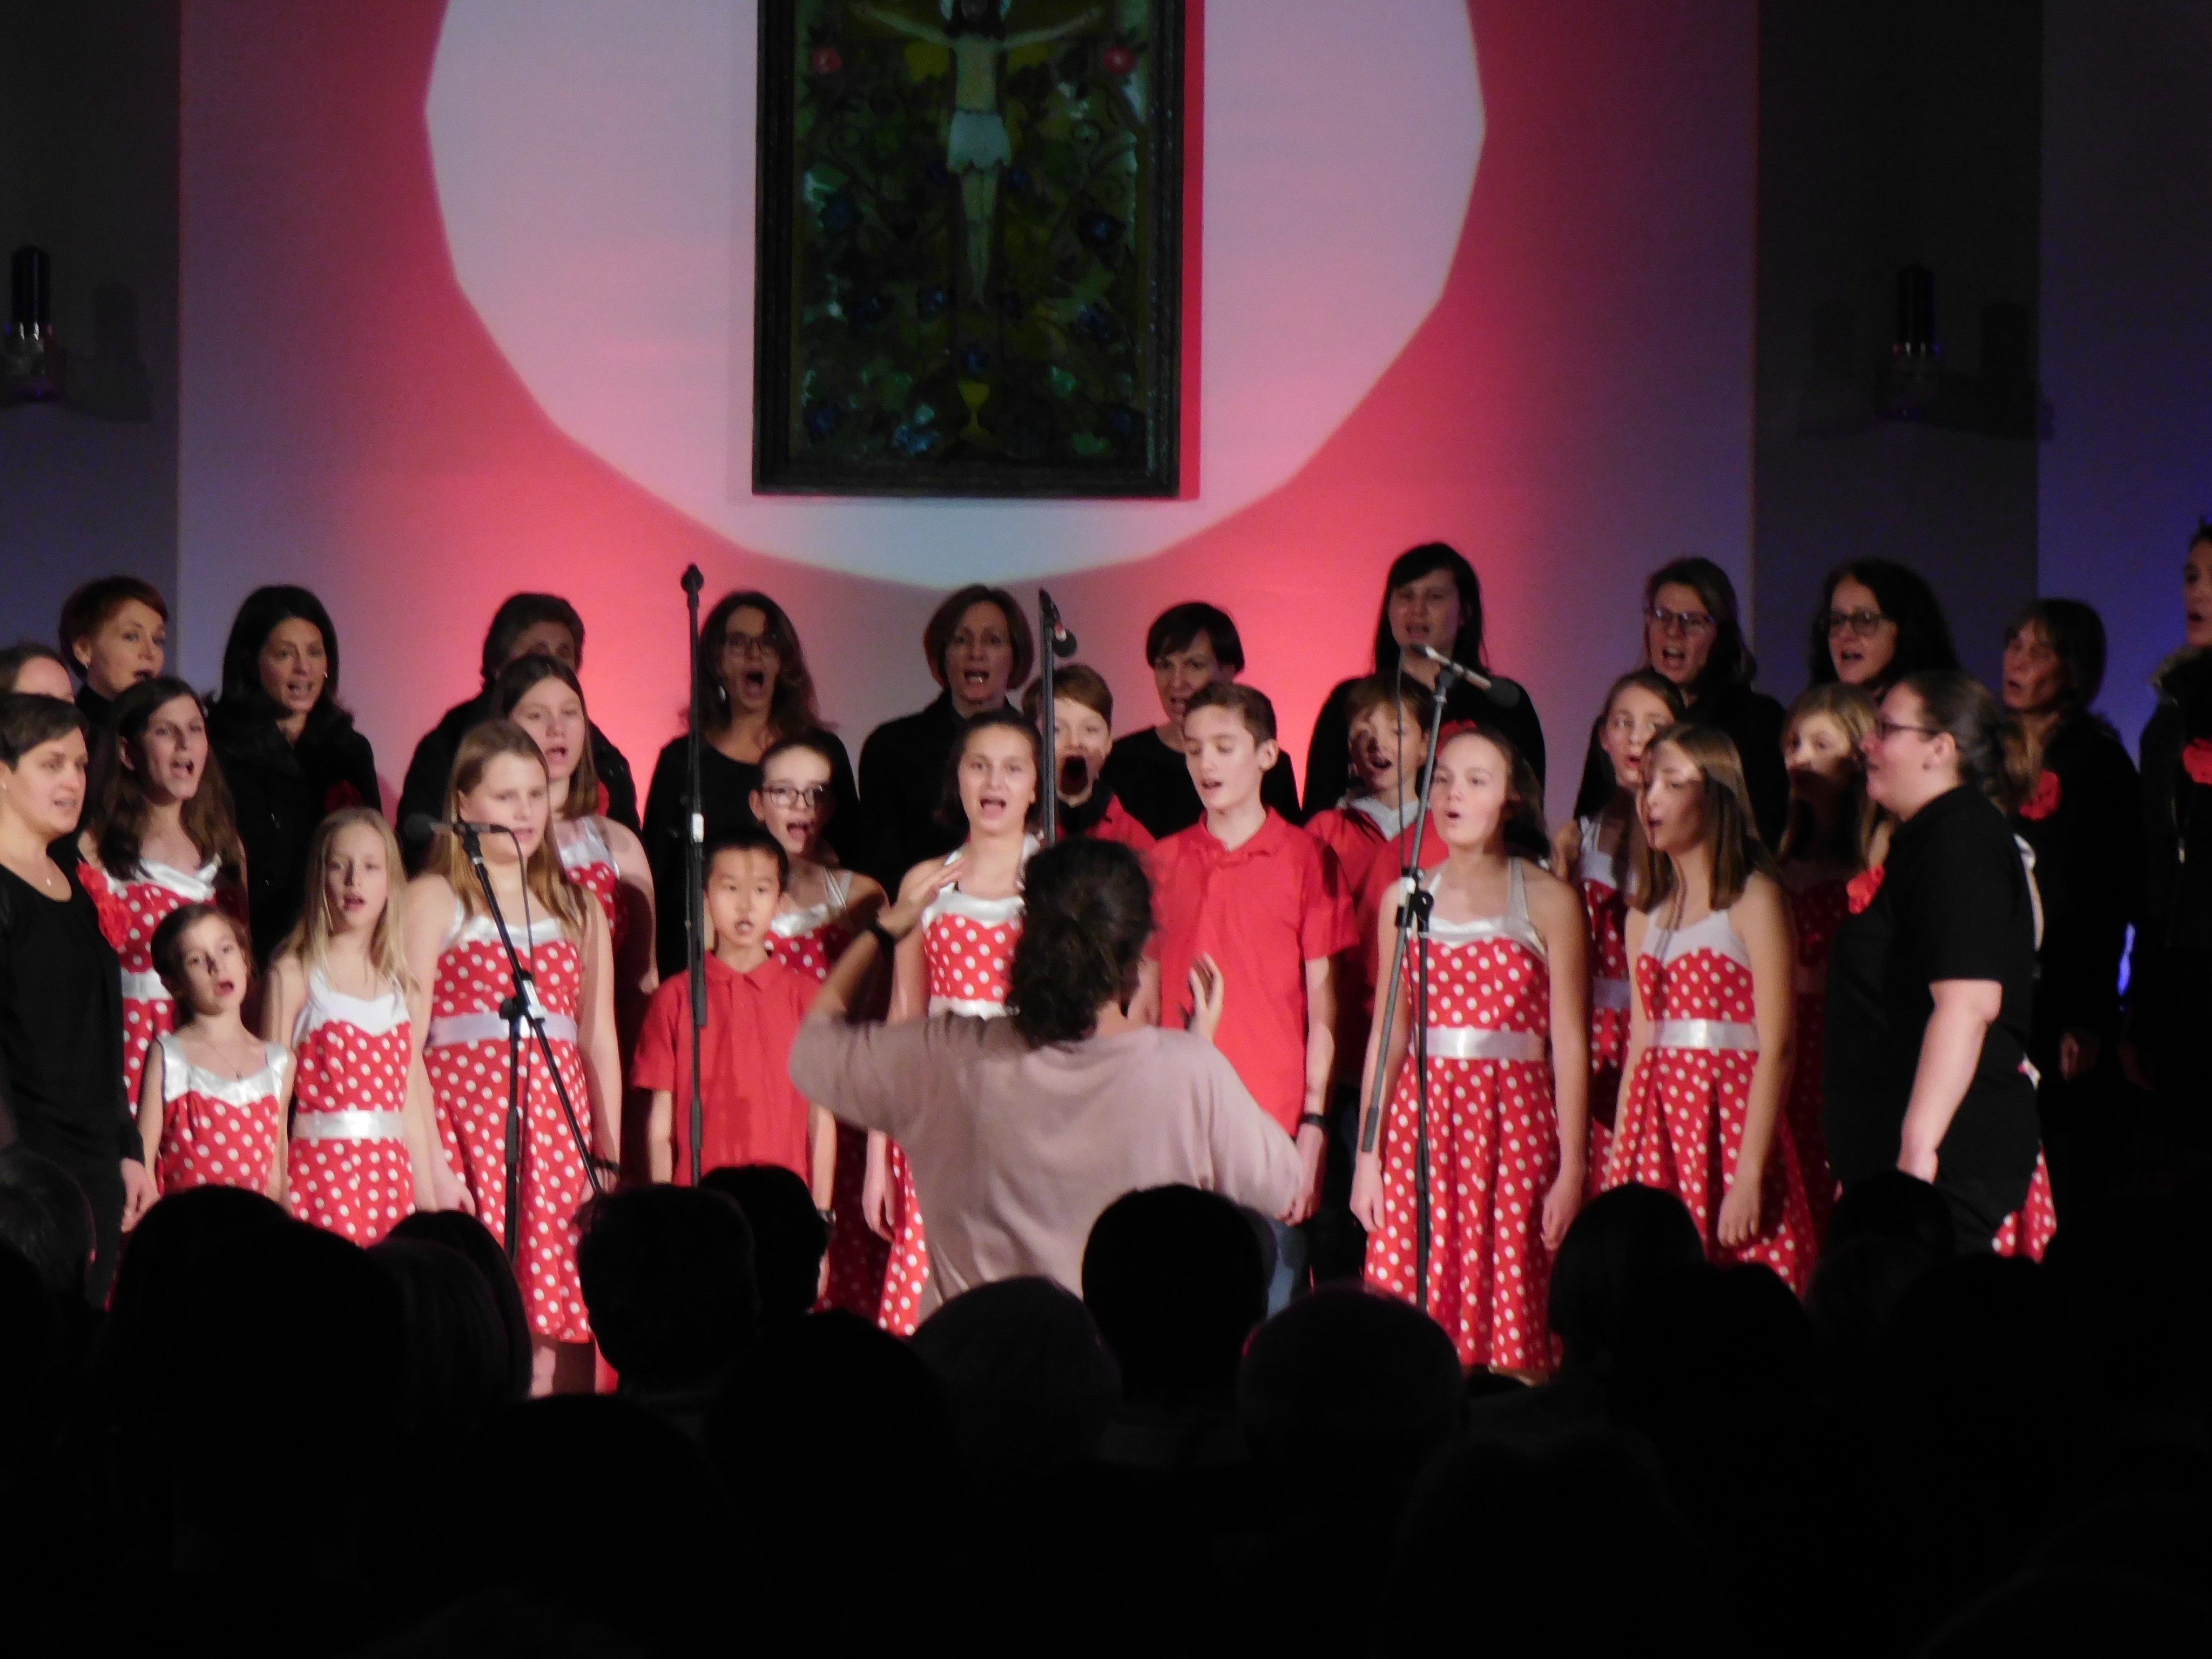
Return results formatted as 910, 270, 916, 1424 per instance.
1482, 678, 1523, 708
400, 813, 444, 844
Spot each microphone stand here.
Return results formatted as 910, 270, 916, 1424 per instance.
682, 565, 707, 1186
1356, 653, 1475, 1310
1037, 590, 1076, 844
455, 824, 609, 1260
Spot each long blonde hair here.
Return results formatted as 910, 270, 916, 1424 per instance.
276, 807, 414, 995
423, 721, 590, 934
1632, 724, 1774, 914
1775, 683, 1879, 869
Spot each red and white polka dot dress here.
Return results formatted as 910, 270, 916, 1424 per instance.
770, 876, 890, 1319
1994, 1149, 2056, 1259
424, 900, 599, 1343
1576, 821, 1631, 1189
287, 968, 416, 1245
878, 867, 1025, 1337
1783, 874, 1849, 1237
556, 817, 625, 960
1364, 862, 1563, 1374
82, 857, 219, 1112
150, 1029, 288, 1197
1602, 908, 1816, 1292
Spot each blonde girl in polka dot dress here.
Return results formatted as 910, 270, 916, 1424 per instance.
1551, 671, 1684, 1195
865, 711, 1041, 1336
402, 721, 623, 1395
263, 809, 463, 1246
1353, 725, 1590, 1377
753, 733, 889, 1316
1601, 725, 1815, 1291
137, 905, 291, 1200
78, 676, 249, 1115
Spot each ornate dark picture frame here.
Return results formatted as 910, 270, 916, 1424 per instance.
753, 0, 1183, 497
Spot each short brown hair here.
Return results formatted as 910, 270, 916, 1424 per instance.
1020, 662, 1112, 726
923, 585, 1035, 690
58, 576, 167, 679
150, 902, 253, 1002
1184, 682, 1276, 745
1342, 674, 1433, 737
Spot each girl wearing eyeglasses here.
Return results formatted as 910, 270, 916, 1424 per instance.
642, 590, 862, 980
1805, 558, 1959, 699
1825, 671, 2047, 1255
1573, 558, 1789, 847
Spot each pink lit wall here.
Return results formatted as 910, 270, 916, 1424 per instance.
179, 1, 1755, 807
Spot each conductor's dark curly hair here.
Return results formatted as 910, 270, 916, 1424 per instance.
1006, 838, 1154, 1048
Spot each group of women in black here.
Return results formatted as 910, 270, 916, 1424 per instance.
0, 524, 2201, 1297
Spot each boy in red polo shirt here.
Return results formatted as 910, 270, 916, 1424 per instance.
1152, 683, 1354, 1307
636, 830, 832, 1204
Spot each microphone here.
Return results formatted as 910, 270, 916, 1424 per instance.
680, 564, 705, 597
402, 813, 511, 844
1407, 641, 1523, 707
1037, 589, 1078, 658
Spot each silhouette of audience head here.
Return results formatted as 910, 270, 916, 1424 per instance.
0, 1147, 94, 1304
1083, 1184, 1266, 1402
369, 1236, 517, 1462
576, 1185, 759, 1397
1827, 1169, 1956, 1260
1547, 1183, 1706, 1377
912, 1276, 1122, 1499
389, 1208, 532, 1401
2042, 1193, 2211, 1426
701, 1163, 827, 1326
0, 1239, 59, 1434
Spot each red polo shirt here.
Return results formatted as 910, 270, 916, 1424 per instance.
1088, 793, 1157, 857
1151, 810, 1355, 1133
634, 951, 816, 1182
1306, 804, 1448, 1079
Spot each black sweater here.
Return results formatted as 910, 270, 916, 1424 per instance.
2011, 714, 2141, 1057
855, 692, 1000, 888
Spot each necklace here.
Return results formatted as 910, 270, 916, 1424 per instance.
192, 1028, 268, 1081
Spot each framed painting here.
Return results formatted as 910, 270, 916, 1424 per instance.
753, 0, 1184, 497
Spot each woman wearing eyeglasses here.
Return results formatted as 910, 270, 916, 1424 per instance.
1806, 558, 1959, 699
642, 591, 861, 979
1824, 670, 2043, 1253
1572, 558, 1788, 847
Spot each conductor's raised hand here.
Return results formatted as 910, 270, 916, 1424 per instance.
1186, 954, 1226, 1044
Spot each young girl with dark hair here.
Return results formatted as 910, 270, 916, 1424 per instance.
1805, 558, 1960, 698
1828, 672, 2047, 1255
1303, 542, 1548, 817
644, 590, 861, 977
78, 676, 249, 1111
1573, 558, 1788, 846
264, 809, 458, 1243
207, 585, 381, 961
867, 709, 1041, 1335
403, 721, 622, 1393
1602, 725, 1814, 1289
1553, 671, 1683, 1188
751, 732, 889, 1317
1350, 724, 1589, 1375
1998, 599, 2141, 1216
1773, 684, 1880, 1237
138, 905, 291, 1201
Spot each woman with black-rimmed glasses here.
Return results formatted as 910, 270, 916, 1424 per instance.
1805, 558, 1959, 699
1572, 557, 1788, 846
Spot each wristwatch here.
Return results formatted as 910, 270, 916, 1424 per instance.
864, 918, 905, 955
1298, 1112, 1330, 1134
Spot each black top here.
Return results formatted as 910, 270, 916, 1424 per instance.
2136, 648, 2212, 957
0, 855, 137, 1176
642, 728, 862, 979
1103, 726, 1303, 840
1302, 670, 1547, 820
2011, 716, 2142, 1058
397, 689, 640, 874
1824, 786, 2040, 1217
855, 692, 1006, 887
1571, 677, 1788, 849
208, 700, 382, 963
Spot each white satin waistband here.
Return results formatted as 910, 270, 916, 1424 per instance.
1591, 977, 1630, 1011
120, 969, 170, 1002
426, 1010, 578, 1048
1652, 1018, 1759, 1053
292, 1109, 407, 1143
1421, 1026, 1547, 1063
928, 995, 1008, 1020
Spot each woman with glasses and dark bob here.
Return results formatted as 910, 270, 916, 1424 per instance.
1301, 542, 1547, 819
642, 590, 860, 979
1572, 557, 1788, 848
1998, 599, 2140, 1218
1806, 557, 1960, 700
1823, 669, 2045, 1255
